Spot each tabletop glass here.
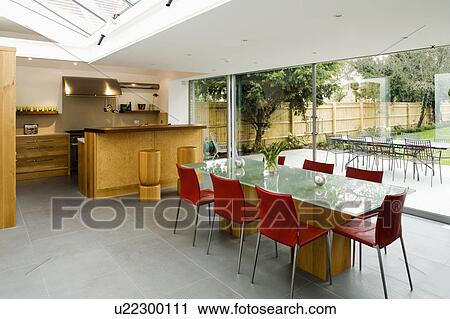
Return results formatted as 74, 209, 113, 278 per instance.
185, 158, 408, 217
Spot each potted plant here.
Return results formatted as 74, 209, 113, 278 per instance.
260, 141, 287, 175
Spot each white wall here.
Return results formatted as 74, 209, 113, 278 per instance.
168, 79, 190, 124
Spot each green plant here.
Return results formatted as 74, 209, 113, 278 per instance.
286, 132, 307, 149
260, 141, 287, 172
240, 143, 253, 155
238, 62, 342, 149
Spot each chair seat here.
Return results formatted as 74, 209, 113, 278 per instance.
298, 223, 329, 247
267, 222, 328, 248
333, 219, 376, 247
241, 202, 259, 223
354, 208, 379, 220
197, 189, 214, 205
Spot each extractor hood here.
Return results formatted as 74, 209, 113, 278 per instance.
63, 76, 122, 97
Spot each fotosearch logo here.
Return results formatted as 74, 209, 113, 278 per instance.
50, 196, 393, 232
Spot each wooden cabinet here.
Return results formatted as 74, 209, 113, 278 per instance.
16, 134, 70, 180
0, 46, 16, 229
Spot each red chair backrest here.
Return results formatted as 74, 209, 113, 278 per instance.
255, 185, 299, 247
176, 164, 201, 204
346, 167, 383, 183
210, 174, 248, 224
375, 191, 407, 248
302, 159, 334, 174
278, 156, 286, 165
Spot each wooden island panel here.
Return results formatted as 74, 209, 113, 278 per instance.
83, 125, 205, 198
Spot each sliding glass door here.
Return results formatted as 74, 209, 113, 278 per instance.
189, 76, 229, 160
188, 46, 450, 222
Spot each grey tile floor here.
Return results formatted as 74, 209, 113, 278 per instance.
0, 175, 449, 299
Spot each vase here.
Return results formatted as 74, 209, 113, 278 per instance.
263, 159, 278, 176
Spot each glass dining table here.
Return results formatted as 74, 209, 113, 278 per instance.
185, 158, 408, 280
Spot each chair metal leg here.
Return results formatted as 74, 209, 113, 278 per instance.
325, 151, 329, 162
403, 159, 408, 182
376, 246, 388, 299
384, 247, 387, 255
352, 240, 356, 267
439, 161, 443, 184
326, 232, 333, 285
251, 232, 262, 284
359, 242, 362, 271
400, 236, 414, 291
237, 222, 245, 274
173, 199, 181, 234
392, 157, 396, 182
274, 241, 279, 258
192, 205, 200, 247
206, 213, 216, 254
290, 245, 299, 299
208, 202, 211, 224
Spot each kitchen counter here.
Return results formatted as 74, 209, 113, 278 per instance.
16, 132, 69, 137
84, 124, 206, 134
81, 124, 205, 198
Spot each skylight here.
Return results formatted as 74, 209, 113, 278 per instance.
10, 0, 141, 37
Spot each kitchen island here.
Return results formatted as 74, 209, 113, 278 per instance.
80, 124, 206, 198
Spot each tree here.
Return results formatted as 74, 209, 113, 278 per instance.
237, 63, 342, 149
351, 47, 450, 127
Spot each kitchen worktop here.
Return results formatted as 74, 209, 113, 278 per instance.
16, 132, 69, 137
84, 124, 206, 134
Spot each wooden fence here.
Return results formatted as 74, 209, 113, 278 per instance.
192, 101, 434, 148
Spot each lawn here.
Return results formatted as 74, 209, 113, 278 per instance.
395, 126, 450, 165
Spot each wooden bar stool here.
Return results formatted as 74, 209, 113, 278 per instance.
139, 149, 161, 201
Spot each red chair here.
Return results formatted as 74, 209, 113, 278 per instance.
346, 167, 384, 269
303, 159, 334, 174
208, 174, 258, 273
333, 190, 413, 298
175, 164, 214, 246
278, 156, 286, 165
346, 166, 383, 183
252, 186, 332, 298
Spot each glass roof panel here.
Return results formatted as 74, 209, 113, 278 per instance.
12, 0, 142, 37
40, 0, 104, 34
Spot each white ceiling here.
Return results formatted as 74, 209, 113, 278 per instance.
95, 0, 450, 76
16, 56, 198, 80
0, 17, 50, 42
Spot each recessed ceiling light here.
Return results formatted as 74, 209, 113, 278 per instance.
27, 57, 33, 61
312, 51, 317, 55
186, 53, 192, 57
131, 83, 136, 87
223, 58, 231, 63
335, 14, 343, 18
73, 62, 78, 66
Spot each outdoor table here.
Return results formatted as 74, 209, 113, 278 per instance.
330, 136, 450, 172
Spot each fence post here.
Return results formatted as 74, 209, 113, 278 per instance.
406, 103, 410, 127
386, 103, 390, 129
289, 108, 294, 135
359, 102, 364, 131
332, 102, 337, 134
